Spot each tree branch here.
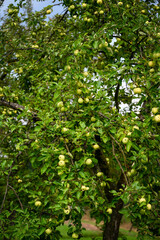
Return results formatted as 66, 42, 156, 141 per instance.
115, 83, 120, 112
111, 140, 129, 186
0, 99, 24, 111
8, 185, 24, 210
0, 99, 40, 121
108, 133, 128, 171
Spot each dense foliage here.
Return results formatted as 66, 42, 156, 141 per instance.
0, 0, 160, 239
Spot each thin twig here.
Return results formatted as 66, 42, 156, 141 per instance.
8, 185, 24, 210
65, 143, 74, 165
0, 152, 21, 213
111, 140, 129, 185
0, 160, 15, 213
109, 133, 127, 170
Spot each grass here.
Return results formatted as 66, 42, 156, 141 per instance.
57, 225, 159, 240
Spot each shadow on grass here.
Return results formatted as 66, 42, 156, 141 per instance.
57, 225, 139, 240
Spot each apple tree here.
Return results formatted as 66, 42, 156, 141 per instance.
0, 0, 160, 240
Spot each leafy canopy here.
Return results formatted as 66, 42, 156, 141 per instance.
0, 0, 160, 239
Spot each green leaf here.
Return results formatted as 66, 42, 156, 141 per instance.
126, 141, 132, 152
38, 227, 46, 236
79, 121, 86, 129
41, 164, 49, 174
79, 171, 86, 178
76, 191, 81, 200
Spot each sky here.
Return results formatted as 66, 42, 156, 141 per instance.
0, 0, 64, 18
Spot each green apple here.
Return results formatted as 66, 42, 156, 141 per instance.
81, 185, 89, 191
45, 228, 52, 234
72, 233, 79, 239
118, 2, 123, 6
152, 107, 158, 114
77, 89, 82, 94
65, 65, 71, 71
86, 132, 90, 137
141, 9, 146, 13
85, 159, 92, 165
150, 68, 155, 73
106, 158, 109, 164
97, 172, 103, 177
91, 117, 96, 122
154, 115, 160, 122
61, 107, 65, 112
133, 125, 139, 130
59, 155, 65, 161
64, 208, 70, 214
100, 181, 106, 187
83, 71, 88, 77
127, 172, 131, 177
46, 9, 51, 14
139, 197, 146, 203
78, 98, 83, 104
147, 203, 152, 210
85, 98, 89, 103
122, 137, 129, 144
148, 61, 155, 67
99, 10, 104, 14
61, 127, 69, 133
93, 144, 100, 150
70, 5, 75, 10
106, 208, 112, 214
58, 160, 65, 167
57, 101, 64, 108
82, 3, 87, 7
153, 52, 160, 58
97, 0, 103, 4
35, 200, 42, 207
74, 50, 79, 55
133, 88, 142, 94
18, 179, 22, 183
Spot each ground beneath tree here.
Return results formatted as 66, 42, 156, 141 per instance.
81, 212, 137, 232
65, 211, 137, 232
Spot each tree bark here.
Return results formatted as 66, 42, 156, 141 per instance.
103, 199, 123, 240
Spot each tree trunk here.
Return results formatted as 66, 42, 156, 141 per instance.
103, 199, 123, 240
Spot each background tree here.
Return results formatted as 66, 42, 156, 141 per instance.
0, 0, 160, 240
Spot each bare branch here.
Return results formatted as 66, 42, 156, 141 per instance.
111, 140, 129, 186
0, 99, 40, 121
108, 133, 127, 171
8, 185, 24, 210
0, 99, 24, 111
0, 152, 21, 213
115, 83, 120, 112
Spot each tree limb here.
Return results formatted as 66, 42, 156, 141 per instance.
111, 140, 129, 186
8, 185, 24, 210
0, 99, 24, 111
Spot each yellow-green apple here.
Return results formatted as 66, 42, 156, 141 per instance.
154, 115, 160, 122
58, 160, 65, 167
35, 200, 42, 207
106, 208, 112, 214
78, 98, 83, 103
133, 88, 142, 94
93, 144, 100, 150
85, 159, 92, 165
152, 107, 158, 114
122, 137, 129, 144
45, 228, 52, 234
59, 155, 65, 161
